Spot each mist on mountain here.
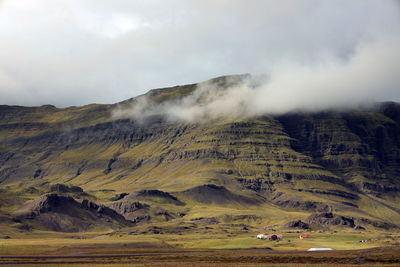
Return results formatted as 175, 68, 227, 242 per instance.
114, 35, 400, 122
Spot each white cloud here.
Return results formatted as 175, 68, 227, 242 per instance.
115, 35, 400, 121
0, 0, 399, 108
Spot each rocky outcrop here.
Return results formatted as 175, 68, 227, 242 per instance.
178, 184, 262, 206
297, 189, 359, 200
136, 190, 178, 200
110, 193, 129, 201
108, 200, 149, 222
236, 178, 274, 193
283, 220, 310, 229
127, 190, 185, 206
50, 184, 83, 194
306, 212, 355, 228
190, 217, 219, 225
14, 194, 132, 232
270, 192, 329, 212
358, 218, 399, 230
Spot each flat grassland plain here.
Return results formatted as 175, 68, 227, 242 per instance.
1, 231, 400, 266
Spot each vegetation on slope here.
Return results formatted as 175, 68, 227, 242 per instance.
0, 75, 399, 240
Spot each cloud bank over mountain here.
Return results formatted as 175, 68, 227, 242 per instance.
115, 35, 400, 121
0, 0, 399, 108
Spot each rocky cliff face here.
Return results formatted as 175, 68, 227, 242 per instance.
1, 75, 400, 230
13, 193, 132, 232
277, 107, 400, 194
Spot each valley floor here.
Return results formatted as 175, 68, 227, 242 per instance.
0, 246, 399, 266
1, 232, 400, 266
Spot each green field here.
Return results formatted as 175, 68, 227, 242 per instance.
1, 228, 399, 254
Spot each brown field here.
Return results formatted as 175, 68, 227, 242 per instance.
1, 231, 400, 266
1, 245, 400, 266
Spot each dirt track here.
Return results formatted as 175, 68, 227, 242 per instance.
1, 246, 400, 266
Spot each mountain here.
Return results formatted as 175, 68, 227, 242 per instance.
0, 74, 400, 233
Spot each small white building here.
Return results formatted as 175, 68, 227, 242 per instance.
257, 233, 267, 239
307, 248, 333, 251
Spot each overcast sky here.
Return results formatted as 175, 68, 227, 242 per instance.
0, 0, 400, 107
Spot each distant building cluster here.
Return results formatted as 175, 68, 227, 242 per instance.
257, 233, 314, 240
256, 233, 283, 240
299, 234, 311, 239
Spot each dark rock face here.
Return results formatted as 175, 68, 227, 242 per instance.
273, 199, 329, 212
152, 208, 175, 222
110, 193, 129, 201
178, 184, 261, 205
358, 218, 399, 230
136, 190, 178, 201
307, 212, 355, 228
276, 106, 400, 193
270, 192, 329, 212
190, 217, 219, 225
297, 189, 359, 200
236, 178, 274, 193
80, 199, 98, 209
128, 190, 184, 206
15, 194, 132, 232
354, 225, 366, 230
27, 193, 72, 216
357, 182, 400, 193
50, 184, 83, 193
108, 200, 149, 222
283, 220, 310, 229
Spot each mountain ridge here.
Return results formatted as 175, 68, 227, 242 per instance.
0, 74, 400, 233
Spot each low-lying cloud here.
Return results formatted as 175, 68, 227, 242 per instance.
114, 35, 400, 122
0, 0, 399, 107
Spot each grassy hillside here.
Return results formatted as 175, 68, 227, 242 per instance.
0, 75, 400, 241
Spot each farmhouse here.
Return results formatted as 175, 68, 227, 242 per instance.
299, 234, 311, 239
267, 234, 283, 240
256, 233, 268, 239
257, 233, 283, 240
